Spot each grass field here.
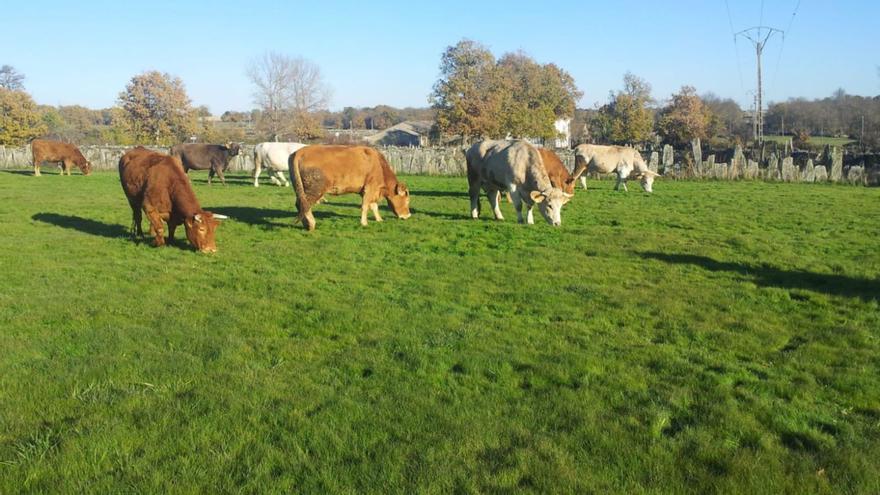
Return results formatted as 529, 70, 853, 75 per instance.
1, 169, 879, 493
764, 135, 855, 148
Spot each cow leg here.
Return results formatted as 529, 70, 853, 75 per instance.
468, 182, 482, 219
217, 164, 228, 186
360, 197, 371, 226
580, 176, 587, 190
145, 208, 166, 247
207, 167, 215, 186
167, 218, 180, 244
33, 159, 41, 176
511, 192, 525, 223
615, 173, 628, 192
526, 204, 535, 225
253, 160, 261, 187
488, 189, 505, 221
370, 202, 383, 222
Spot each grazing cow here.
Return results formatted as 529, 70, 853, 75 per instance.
289, 145, 411, 231
253, 142, 307, 187
466, 140, 571, 226
118, 147, 226, 252
538, 148, 577, 195
571, 144, 660, 193
169, 143, 241, 186
31, 139, 92, 176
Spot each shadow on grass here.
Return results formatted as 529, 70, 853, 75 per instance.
412, 190, 469, 198
639, 252, 880, 302
0, 169, 38, 176
32, 213, 128, 239
188, 174, 258, 187
211, 205, 348, 227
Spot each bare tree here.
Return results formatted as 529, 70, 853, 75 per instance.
246, 52, 331, 141
0, 65, 25, 90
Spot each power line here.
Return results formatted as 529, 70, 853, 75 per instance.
769, 0, 802, 105
724, 0, 747, 95
736, 26, 784, 144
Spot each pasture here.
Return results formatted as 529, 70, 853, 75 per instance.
1, 169, 879, 493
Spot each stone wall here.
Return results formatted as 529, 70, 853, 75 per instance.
1, 143, 874, 185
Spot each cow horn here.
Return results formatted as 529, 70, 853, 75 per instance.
213, 214, 228, 220
194, 213, 202, 222
563, 192, 574, 198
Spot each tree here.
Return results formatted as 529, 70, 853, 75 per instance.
592, 72, 654, 145
0, 88, 47, 145
0, 65, 25, 91
430, 39, 505, 140
702, 92, 749, 142
656, 86, 714, 148
117, 71, 198, 145
246, 51, 331, 141
495, 52, 582, 140
430, 40, 582, 141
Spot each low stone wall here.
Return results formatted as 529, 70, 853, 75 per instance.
0, 143, 874, 185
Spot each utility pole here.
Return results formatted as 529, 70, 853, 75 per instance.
735, 27, 783, 146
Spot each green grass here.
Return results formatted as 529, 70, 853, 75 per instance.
1, 169, 879, 493
764, 135, 855, 148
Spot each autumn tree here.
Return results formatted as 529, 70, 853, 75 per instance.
0, 65, 25, 91
656, 86, 714, 148
247, 51, 331, 141
430, 39, 505, 140
495, 52, 581, 140
592, 72, 654, 145
430, 40, 581, 141
0, 88, 47, 145
117, 71, 198, 145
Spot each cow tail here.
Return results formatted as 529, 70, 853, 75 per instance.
571, 152, 588, 181
289, 150, 310, 219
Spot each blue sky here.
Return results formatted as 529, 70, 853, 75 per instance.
2, 0, 878, 113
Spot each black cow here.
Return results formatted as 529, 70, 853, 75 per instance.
169, 143, 241, 186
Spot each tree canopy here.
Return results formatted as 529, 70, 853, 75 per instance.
117, 71, 198, 145
430, 39, 581, 141
0, 88, 47, 145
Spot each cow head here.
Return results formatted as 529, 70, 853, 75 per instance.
562, 177, 577, 195
385, 182, 411, 219
81, 160, 93, 175
637, 170, 660, 193
184, 211, 226, 253
530, 188, 572, 227
225, 142, 241, 157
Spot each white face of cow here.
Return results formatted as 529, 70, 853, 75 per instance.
530, 189, 572, 227
639, 171, 659, 193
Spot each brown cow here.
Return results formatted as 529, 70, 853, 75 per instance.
538, 148, 577, 195
289, 145, 411, 231
31, 139, 92, 176
118, 147, 226, 252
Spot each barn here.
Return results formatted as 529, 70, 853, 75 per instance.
363, 120, 434, 147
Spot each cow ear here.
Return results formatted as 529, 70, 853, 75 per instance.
396, 183, 409, 196
530, 191, 546, 203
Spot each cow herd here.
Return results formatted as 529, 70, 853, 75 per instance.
28, 138, 661, 253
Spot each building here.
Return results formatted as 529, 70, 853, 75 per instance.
363, 121, 434, 147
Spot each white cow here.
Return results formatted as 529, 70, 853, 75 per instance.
466, 140, 571, 226
572, 144, 660, 193
253, 142, 307, 187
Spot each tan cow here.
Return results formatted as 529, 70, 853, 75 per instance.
31, 139, 92, 176
571, 144, 660, 193
466, 140, 571, 226
289, 145, 411, 231
538, 148, 577, 195
118, 147, 226, 252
